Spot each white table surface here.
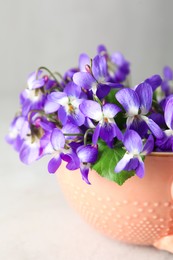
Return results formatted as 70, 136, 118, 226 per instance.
1, 97, 172, 260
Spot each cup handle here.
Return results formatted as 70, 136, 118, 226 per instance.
153, 181, 173, 253
153, 235, 173, 253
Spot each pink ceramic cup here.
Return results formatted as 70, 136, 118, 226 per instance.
57, 153, 173, 253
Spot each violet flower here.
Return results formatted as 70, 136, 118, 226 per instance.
97, 45, 130, 83
63, 68, 79, 84
47, 123, 84, 174
73, 55, 121, 99
116, 82, 164, 139
19, 135, 41, 165
6, 114, 44, 165
20, 112, 57, 164
47, 128, 65, 173
80, 100, 122, 144
78, 53, 91, 72
76, 144, 98, 184
145, 74, 162, 91
44, 82, 85, 126
20, 88, 46, 116
27, 70, 45, 90
111, 52, 130, 83
161, 66, 173, 96
156, 97, 173, 151
7, 45, 173, 186
6, 115, 28, 152
47, 128, 77, 173
115, 130, 154, 178
6, 116, 41, 165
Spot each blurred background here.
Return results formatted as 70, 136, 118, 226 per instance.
1, 0, 173, 259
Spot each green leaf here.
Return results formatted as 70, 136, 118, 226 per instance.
105, 89, 118, 104
92, 140, 134, 186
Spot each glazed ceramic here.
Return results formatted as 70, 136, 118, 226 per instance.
57, 153, 173, 253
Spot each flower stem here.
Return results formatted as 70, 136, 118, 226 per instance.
36, 66, 63, 90
64, 133, 84, 136
93, 95, 102, 105
54, 71, 66, 84
27, 109, 45, 122
84, 129, 94, 145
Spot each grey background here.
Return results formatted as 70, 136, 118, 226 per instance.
1, 0, 173, 259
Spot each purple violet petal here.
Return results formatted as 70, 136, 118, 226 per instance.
149, 113, 166, 128
164, 97, 173, 130
96, 83, 111, 99
155, 134, 173, 152
19, 141, 39, 164
97, 44, 107, 55
40, 119, 55, 132
162, 95, 173, 110
129, 118, 148, 138
50, 128, 65, 150
105, 82, 123, 88
64, 68, 78, 80
116, 88, 140, 116
124, 130, 143, 154
126, 116, 135, 128
124, 157, 139, 171
114, 70, 127, 83
44, 99, 60, 114
135, 82, 153, 115
73, 72, 95, 90
68, 109, 85, 126
58, 106, 67, 125
103, 103, 121, 118
6, 133, 23, 152
114, 153, 133, 173
61, 152, 80, 170
142, 135, 154, 155
22, 99, 32, 116
161, 81, 170, 96
92, 55, 108, 80
99, 123, 116, 143
161, 134, 173, 151
20, 121, 30, 139
40, 133, 53, 156
77, 145, 98, 164
80, 164, 91, 184
20, 90, 26, 105
48, 92, 68, 105
45, 78, 57, 90
27, 71, 45, 90
135, 159, 145, 178
84, 117, 95, 128
62, 123, 81, 140
14, 136, 23, 152
115, 123, 123, 141
145, 74, 162, 91
142, 116, 164, 139
111, 52, 127, 67
80, 100, 102, 121
79, 53, 91, 72
92, 124, 101, 145
163, 66, 173, 80
48, 155, 62, 174
64, 82, 81, 98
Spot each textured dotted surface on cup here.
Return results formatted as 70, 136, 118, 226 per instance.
57, 154, 173, 249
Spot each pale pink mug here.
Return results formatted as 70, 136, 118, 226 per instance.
57, 153, 173, 253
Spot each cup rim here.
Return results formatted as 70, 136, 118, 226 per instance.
148, 152, 173, 157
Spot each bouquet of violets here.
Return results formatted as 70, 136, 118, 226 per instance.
6, 45, 173, 185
